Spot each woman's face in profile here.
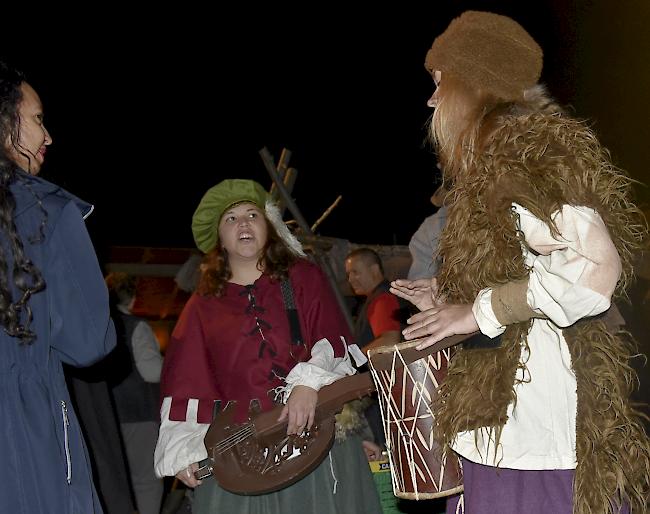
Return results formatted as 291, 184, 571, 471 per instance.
5, 82, 52, 175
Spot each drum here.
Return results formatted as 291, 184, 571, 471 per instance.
368, 338, 464, 500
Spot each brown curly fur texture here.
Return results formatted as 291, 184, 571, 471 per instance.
565, 320, 650, 513
334, 397, 374, 441
433, 93, 649, 513
432, 328, 527, 464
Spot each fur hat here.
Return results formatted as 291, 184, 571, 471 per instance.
191, 179, 305, 257
425, 11, 543, 101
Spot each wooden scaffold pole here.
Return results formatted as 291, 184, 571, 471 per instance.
259, 147, 354, 332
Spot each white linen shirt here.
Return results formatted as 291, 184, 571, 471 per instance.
453, 203, 621, 470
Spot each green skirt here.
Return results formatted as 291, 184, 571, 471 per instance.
194, 434, 382, 514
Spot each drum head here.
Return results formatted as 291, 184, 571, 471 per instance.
367, 333, 469, 371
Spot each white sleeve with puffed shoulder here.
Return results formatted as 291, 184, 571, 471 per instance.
282, 337, 356, 399
472, 203, 621, 331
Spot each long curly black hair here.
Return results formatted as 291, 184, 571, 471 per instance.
0, 61, 46, 343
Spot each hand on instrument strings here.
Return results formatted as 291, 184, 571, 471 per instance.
403, 303, 479, 351
362, 440, 383, 462
175, 461, 202, 488
390, 277, 440, 312
278, 385, 318, 435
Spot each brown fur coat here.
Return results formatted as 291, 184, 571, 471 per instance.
434, 88, 650, 513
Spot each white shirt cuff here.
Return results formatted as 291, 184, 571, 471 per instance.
283, 338, 356, 398
472, 288, 507, 338
154, 397, 209, 477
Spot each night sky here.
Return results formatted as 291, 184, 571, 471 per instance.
3, 2, 649, 262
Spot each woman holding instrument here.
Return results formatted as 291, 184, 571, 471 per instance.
153, 179, 381, 514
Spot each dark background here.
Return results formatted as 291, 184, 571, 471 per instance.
2, 1, 649, 259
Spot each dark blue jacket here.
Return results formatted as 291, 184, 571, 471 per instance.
0, 170, 116, 514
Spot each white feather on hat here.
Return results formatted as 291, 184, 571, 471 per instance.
264, 200, 306, 257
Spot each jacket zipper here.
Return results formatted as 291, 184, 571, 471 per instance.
61, 400, 71, 484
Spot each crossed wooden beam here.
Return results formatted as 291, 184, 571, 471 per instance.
259, 147, 354, 332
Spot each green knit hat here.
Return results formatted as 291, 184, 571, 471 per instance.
191, 179, 269, 253
425, 11, 543, 101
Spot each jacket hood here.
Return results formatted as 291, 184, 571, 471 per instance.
11, 169, 94, 220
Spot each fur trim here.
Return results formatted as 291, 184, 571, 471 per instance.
435, 105, 649, 513
334, 398, 373, 441
265, 200, 306, 257
441, 101, 644, 300
566, 320, 650, 513
433, 326, 529, 464
521, 84, 559, 114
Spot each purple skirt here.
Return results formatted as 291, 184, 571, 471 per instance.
445, 458, 629, 514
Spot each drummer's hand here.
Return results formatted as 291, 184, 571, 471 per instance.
390, 277, 439, 312
175, 462, 202, 488
278, 385, 318, 435
403, 303, 479, 350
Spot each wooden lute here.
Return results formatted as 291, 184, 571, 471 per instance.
197, 332, 481, 495
198, 372, 375, 495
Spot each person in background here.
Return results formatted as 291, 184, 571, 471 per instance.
345, 247, 406, 449
154, 179, 381, 514
106, 272, 164, 514
407, 182, 448, 281
0, 60, 115, 513
65, 366, 135, 514
345, 248, 404, 356
391, 11, 650, 514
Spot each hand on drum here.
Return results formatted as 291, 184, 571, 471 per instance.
278, 385, 318, 435
390, 277, 439, 312
403, 303, 479, 350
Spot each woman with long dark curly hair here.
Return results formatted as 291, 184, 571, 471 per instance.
0, 61, 116, 513
154, 178, 381, 514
